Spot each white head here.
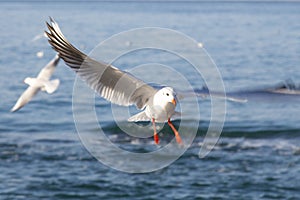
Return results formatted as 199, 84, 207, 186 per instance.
24, 77, 33, 85
153, 87, 177, 107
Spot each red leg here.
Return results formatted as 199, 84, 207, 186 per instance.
168, 119, 182, 144
152, 118, 159, 144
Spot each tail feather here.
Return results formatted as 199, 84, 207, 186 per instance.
128, 111, 150, 122
44, 79, 60, 94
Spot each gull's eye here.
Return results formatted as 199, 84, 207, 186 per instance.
166, 93, 169, 96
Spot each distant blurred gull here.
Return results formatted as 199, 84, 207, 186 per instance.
11, 54, 60, 112
46, 18, 182, 144
197, 42, 203, 48
36, 51, 44, 58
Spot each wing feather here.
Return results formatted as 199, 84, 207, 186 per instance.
11, 87, 39, 112
37, 54, 60, 80
45, 18, 156, 109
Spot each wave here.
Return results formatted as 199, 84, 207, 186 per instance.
231, 79, 300, 95
222, 79, 300, 103
101, 120, 300, 141
187, 79, 300, 104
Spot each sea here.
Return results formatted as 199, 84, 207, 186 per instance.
0, 1, 300, 199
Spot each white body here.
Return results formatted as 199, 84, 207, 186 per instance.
128, 87, 178, 123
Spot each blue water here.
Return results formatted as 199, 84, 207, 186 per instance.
1, 1, 300, 199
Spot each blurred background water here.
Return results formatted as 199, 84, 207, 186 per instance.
0, 1, 300, 199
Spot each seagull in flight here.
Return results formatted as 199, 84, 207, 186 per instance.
45, 19, 184, 144
11, 54, 60, 112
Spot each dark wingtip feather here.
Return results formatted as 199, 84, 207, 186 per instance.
49, 16, 55, 23
45, 17, 87, 71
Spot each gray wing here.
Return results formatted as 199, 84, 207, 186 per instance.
37, 54, 60, 80
11, 86, 39, 112
45, 18, 156, 109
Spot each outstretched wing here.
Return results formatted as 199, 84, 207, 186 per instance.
45, 18, 156, 109
37, 54, 60, 80
11, 86, 39, 112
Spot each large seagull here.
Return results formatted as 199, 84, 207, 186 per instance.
46, 18, 184, 144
